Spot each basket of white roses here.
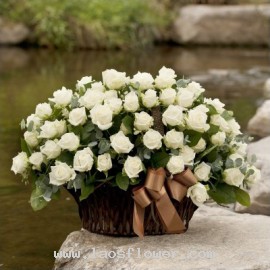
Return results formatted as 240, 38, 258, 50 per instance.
11, 67, 260, 237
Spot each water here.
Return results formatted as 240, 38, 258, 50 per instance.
0, 46, 269, 270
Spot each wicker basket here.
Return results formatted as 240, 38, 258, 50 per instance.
68, 106, 197, 236
68, 186, 197, 236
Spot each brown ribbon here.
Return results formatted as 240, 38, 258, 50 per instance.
132, 167, 197, 238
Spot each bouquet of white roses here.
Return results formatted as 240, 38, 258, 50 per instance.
11, 67, 260, 213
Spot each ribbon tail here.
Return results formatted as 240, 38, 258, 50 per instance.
155, 192, 186, 233
133, 201, 145, 239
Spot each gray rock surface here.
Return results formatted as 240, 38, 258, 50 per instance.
53, 206, 270, 270
172, 5, 270, 46
235, 137, 270, 215
0, 17, 29, 45
247, 100, 270, 138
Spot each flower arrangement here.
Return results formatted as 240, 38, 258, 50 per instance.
11, 67, 260, 236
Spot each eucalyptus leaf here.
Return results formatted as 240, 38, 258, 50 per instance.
27, 120, 34, 132
30, 188, 48, 211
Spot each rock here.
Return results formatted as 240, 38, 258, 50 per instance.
235, 137, 270, 216
264, 78, 270, 98
172, 5, 270, 46
0, 17, 30, 45
247, 100, 270, 137
53, 206, 270, 270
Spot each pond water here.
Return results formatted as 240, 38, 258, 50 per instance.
0, 46, 269, 270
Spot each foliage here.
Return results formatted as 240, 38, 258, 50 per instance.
0, 0, 169, 49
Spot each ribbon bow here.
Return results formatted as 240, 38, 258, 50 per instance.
132, 167, 197, 238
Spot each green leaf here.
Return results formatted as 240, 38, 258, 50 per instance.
234, 187, 250, 207
208, 183, 236, 204
79, 180, 94, 201
57, 151, 74, 165
185, 130, 202, 147
198, 145, 217, 160
51, 188, 60, 200
70, 96, 79, 109
21, 138, 32, 156
30, 188, 48, 211
208, 124, 219, 135
122, 115, 134, 134
206, 104, 218, 115
151, 151, 170, 168
116, 173, 129, 191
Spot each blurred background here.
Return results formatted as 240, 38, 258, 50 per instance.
0, 0, 270, 269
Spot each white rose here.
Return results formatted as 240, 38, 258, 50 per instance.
166, 155, 185, 174
90, 104, 113, 130
58, 132, 80, 151
54, 120, 67, 136
102, 69, 128, 89
134, 112, 154, 131
187, 81, 205, 98
124, 156, 143, 178
35, 103, 52, 119
228, 118, 242, 135
164, 129, 184, 149
155, 66, 176, 89
211, 115, 230, 132
90, 82, 105, 92
210, 131, 226, 146
110, 131, 134, 154
192, 138, 206, 153
186, 107, 210, 132
204, 98, 225, 113
39, 121, 58, 139
49, 161, 76, 186
246, 166, 261, 185
104, 90, 118, 99
142, 89, 159, 108
68, 107, 87, 126
176, 88, 195, 108
159, 88, 177, 106
180, 145, 196, 165
223, 168, 245, 186
11, 152, 28, 175
41, 140, 61, 159
29, 152, 44, 171
97, 153, 112, 172
104, 97, 122, 115
162, 105, 184, 126
123, 91, 139, 112
73, 148, 94, 172
79, 89, 104, 109
24, 131, 39, 148
187, 183, 209, 207
49, 87, 73, 107
143, 129, 163, 150
26, 114, 41, 129
132, 72, 154, 90
76, 76, 92, 89
194, 162, 211, 181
